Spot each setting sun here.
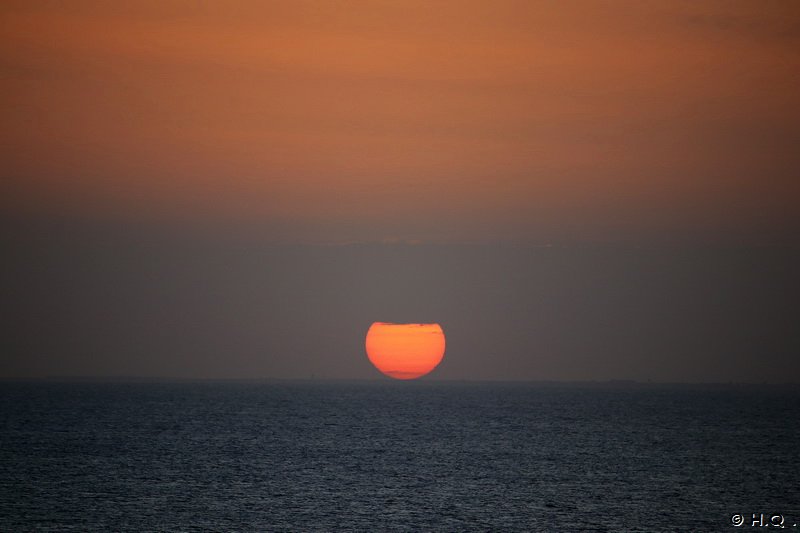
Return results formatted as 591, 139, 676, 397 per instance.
365, 322, 446, 380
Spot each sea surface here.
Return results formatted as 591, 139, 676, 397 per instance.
1, 381, 798, 531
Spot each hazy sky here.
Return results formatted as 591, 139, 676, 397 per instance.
3, 0, 799, 244
1, 1, 798, 381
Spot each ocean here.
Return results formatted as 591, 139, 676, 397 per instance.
1, 381, 798, 531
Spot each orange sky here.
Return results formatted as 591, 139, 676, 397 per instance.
2, 1, 799, 243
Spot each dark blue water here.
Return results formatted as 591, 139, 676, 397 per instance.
1, 381, 798, 531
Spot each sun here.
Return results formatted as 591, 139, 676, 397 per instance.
365, 322, 446, 380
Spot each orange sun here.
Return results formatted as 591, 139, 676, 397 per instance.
365, 322, 446, 380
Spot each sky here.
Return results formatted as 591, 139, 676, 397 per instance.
1, 1, 799, 381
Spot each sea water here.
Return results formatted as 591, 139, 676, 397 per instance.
1, 381, 798, 531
